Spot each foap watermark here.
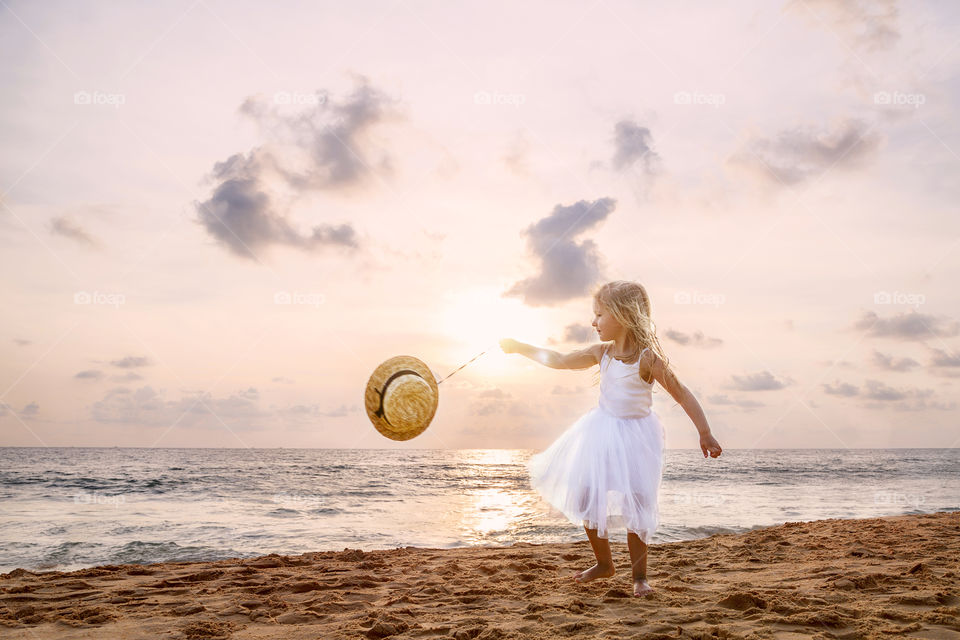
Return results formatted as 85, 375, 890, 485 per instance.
273, 90, 325, 106
873, 290, 925, 309
674, 90, 726, 108
74, 290, 125, 309
272, 493, 325, 509
674, 290, 726, 308
73, 492, 126, 508
474, 90, 526, 108
274, 291, 325, 307
671, 491, 728, 506
873, 90, 925, 109
73, 90, 126, 109
874, 491, 926, 510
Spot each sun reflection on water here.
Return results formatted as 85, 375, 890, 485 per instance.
450, 449, 536, 545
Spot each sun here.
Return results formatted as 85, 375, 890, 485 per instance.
437, 286, 556, 377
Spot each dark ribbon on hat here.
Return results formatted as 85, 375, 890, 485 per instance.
373, 369, 424, 427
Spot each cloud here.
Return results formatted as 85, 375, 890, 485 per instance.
878, 397, 958, 411
816, 359, 856, 368
822, 380, 859, 396
277, 403, 357, 419
503, 198, 616, 306
237, 79, 399, 190
560, 323, 594, 343
823, 378, 956, 411
611, 120, 660, 174
664, 328, 723, 348
197, 171, 359, 259
863, 378, 916, 401
929, 347, 960, 369
858, 379, 956, 411
870, 349, 919, 371
785, 0, 900, 52
728, 370, 788, 391
50, 216, 101, 248
91, 385, 265, 429
110, 356, 152, 369
467, 387, 533, 417
854, 310, 960, 340
90, 385, 355, 430
111, 372, 144, 382
13, 338, 31, 346
74, 369, 104, 381
727, 117, 884, 188
195, 77, 399, 260
0, 401, 39, 418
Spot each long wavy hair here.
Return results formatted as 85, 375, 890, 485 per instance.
589, 280, 672, 387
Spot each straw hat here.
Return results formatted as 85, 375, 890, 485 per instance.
364, 355, 439, 441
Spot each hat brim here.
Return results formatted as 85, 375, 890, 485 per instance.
364, 355, 439, 441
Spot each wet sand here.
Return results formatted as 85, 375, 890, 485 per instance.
2, 510, 959, 639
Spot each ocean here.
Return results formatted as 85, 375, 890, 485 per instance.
0, 447, 957, 574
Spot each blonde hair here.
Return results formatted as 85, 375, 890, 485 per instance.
589, 280, 672, 387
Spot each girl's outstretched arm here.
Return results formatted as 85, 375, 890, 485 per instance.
499, 339, 601, 370
646, 351, 722, 458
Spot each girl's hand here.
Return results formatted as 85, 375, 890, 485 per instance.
700, 433, 722, 458
499, 338, 521, 354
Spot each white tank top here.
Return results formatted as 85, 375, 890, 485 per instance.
598, 344, 654, 418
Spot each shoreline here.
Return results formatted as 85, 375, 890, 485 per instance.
2, 510, 958, 639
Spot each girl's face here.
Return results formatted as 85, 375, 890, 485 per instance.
592, 300, 623, 341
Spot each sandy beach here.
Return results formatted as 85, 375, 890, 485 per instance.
1, 510, 958, 639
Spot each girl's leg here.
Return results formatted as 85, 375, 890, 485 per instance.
627, 531, 653, 596
574, 523, 615, 583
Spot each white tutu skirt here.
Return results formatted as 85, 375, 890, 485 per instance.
527, 405, 666, 543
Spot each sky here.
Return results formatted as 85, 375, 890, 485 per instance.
1, 0, 959, 450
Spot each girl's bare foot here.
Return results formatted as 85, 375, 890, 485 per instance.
573, 563, 615, 583
633, 578, 653, 597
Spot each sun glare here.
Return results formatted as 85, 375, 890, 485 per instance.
437, 286, 556, 378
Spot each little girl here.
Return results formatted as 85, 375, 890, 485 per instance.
500, 280, 722, 597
